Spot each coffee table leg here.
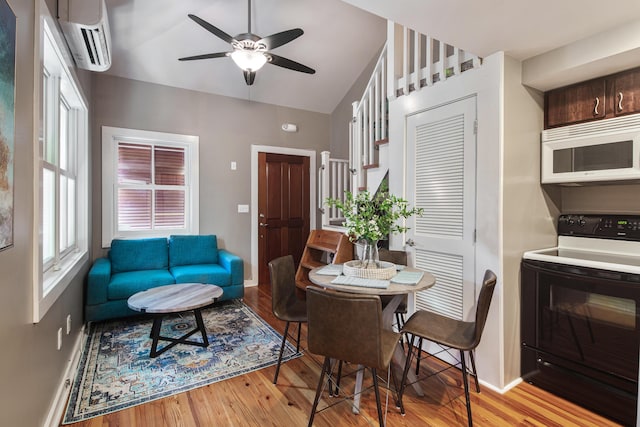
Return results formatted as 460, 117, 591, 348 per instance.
194, 309, 209, 347
150, 316, 163, 358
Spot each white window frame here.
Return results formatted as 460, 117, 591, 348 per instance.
33, 2, 89, 323
101, 126, 199, 247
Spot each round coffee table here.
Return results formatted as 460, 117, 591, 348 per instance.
127, 283, 223, 358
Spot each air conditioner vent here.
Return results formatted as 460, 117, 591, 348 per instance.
58, 0, 112, 72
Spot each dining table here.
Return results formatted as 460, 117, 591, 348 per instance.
308, 264, 436, 413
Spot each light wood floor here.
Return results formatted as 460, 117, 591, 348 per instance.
64, 285, 623, 427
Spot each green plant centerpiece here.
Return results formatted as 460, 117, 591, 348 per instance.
326, 185, 423, 269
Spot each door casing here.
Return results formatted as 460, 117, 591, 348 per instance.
250, 145, 316, 286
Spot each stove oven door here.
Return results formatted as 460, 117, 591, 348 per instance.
521, 259, 640, 425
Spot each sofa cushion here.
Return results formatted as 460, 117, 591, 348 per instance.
108, 270, 176, 300
110, 238, 169, 274
170, 264, 231, 286
169, 235, 219, 267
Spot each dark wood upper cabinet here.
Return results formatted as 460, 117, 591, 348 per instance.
613, 68, 640, 117
545, 79, 606, 128
544, 66, 640, 129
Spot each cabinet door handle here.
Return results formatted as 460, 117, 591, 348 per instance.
594, 97, 600, 115
618, 92, 624, 111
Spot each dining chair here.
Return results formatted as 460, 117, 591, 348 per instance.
268, 255, 307, 384
378, 248, 408, 332
399, 269, 497, 427
306, 287, 402, 427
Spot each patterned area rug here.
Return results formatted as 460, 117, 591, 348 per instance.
63, 300, 300, 423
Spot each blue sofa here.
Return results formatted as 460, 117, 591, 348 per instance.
86, 235, 244, 322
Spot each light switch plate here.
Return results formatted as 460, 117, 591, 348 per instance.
237, 204, 249, 213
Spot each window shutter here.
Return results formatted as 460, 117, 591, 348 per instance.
155, 190, 185, 228
155, 146, 185, 185
116, 141, 186, 231
118, 189, 152, 230
118, 143, 151, 184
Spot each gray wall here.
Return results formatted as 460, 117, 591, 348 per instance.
502, 56, 559, 384
0, 1, 91, 426
91, 74, 331, 278
561, 184, 640, 213
330, 44, 385, 159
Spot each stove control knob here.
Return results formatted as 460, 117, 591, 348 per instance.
578, 219, 586, 226
568, 218, 575, 225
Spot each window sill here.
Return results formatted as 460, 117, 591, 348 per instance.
35, 250, 88, 323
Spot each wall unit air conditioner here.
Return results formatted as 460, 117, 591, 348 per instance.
58, 0, 112, 72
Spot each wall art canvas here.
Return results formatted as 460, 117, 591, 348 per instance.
0, 0, 15, 251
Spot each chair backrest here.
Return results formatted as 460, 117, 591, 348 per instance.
307, 287, 387, 371
268, 255, 298, 320
472, 269, 497, 347
378, 248, 407, 266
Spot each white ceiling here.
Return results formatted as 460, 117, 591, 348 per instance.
103, 0, 386, 114
104, 0, 640, 114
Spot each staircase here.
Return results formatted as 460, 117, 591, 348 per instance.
320, 21, 482, 229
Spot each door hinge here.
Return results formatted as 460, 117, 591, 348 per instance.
473, 119, 478, 135
473, 229, 477, 243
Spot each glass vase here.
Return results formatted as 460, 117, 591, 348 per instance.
358, 239, 380, 268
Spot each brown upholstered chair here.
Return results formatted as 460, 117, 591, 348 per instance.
306, 287, 402, 427
268, 255, 307, 384
399, 270, 497, 427
378, 249, 408, 331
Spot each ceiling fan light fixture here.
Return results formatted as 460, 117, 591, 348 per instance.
231, 50, 267, 71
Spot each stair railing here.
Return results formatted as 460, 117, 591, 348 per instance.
387, 21, 482, 100
319, 151, 352, 228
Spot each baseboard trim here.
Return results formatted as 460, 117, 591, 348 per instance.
480, 376, 523, 394
244, 279, 258, 287
43, 324, 85, 427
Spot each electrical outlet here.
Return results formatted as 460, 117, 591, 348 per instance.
57, 328, 62, 350
66, 314, 71, 334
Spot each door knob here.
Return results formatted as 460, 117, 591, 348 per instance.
406, 239, 415, 247
259, 223, 268, 227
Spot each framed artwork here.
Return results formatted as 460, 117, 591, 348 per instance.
0, 0, 15, 251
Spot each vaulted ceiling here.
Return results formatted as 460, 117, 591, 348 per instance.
104, 0, 640, 114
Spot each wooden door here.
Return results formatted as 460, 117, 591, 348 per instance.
545, 78, 606, 128
258, 153, 310, 285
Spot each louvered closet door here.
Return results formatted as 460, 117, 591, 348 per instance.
405, 96, 476, 321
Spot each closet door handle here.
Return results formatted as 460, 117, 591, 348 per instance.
618, 92, 624, 111
594, 97, 600, 116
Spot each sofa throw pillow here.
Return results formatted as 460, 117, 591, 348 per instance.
110, 238, 169, 274
169, 235, 219, 267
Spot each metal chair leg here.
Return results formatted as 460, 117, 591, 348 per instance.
415, 336, 423, 375
399, 334, 417, 402
371, 368, 385, 427
296, 321, 302, 352
460, 350, 473, 427
309, 357, 330, 427
468, 350, 480, 393
330, 360, 343, 396
273, 321, 290, 384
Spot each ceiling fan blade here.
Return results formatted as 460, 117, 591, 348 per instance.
268, 54, 315, 74
243, 70, 256, 85
188, 14, 234, 44
258, 28, 304, 50
178, 52, 229, 61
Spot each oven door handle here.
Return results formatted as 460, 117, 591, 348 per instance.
522, 259, 629, 283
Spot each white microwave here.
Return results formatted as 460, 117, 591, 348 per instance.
541, 115, 640, 184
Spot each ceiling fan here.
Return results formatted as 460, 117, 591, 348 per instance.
178, 0, 316, 85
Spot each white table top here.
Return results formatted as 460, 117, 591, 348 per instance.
127, 283, 223, 314
308, 265, 435, 295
